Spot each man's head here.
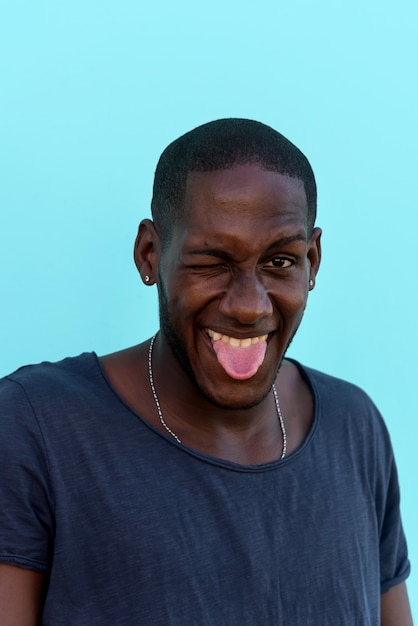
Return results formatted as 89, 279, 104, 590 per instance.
135, 119, 321, 410
151, 118, 317, 247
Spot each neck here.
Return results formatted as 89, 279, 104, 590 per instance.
99, 335, 314, 465
148, 333, 286, 461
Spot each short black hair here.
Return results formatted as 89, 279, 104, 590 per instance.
151, 118, 317, 245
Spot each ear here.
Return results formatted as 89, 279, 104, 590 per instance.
307, 227, 322, 289
134, 219, 161, 285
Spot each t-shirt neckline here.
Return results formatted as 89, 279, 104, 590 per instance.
92, 352, 320, 473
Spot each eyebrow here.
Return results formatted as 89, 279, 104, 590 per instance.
186, 234, 307, 259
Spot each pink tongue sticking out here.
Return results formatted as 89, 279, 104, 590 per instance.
212, 339, 267, 380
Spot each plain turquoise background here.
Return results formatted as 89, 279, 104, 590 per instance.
1, 0, 416, 616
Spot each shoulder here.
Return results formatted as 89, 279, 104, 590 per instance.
291, 362, 406, 529
298, 362, 375, 404
289, 359, 393, 454
0, 354, 104, 437
295, 360, 384, 417
1, 353, 101, 403
2, 352, 99, 389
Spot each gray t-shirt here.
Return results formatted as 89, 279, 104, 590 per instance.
0, 354, 410, 625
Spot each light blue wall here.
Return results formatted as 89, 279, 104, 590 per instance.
1, 0, 416, 615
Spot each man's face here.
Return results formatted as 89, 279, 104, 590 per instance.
156, 164, 321, 410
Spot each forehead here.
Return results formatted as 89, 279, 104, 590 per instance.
181, 165, 308, 232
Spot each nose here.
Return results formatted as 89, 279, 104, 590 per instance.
218, 270, 273, 325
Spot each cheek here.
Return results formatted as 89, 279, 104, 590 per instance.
163, 281, 202, 323
175, 279, 218, 310
276, 283, 307, 314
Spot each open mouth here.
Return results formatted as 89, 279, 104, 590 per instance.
206, 328, 268, 347
205, 328, 269, 380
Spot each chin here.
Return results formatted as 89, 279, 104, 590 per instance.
194, 370, 276, 411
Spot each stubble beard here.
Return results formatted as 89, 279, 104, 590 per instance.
157, 278, 302, 411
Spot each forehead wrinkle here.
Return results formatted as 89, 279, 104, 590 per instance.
177, 168, 310, 253
187, 233, 307, 257
188, 192, 307, 217
183, 205, 308, 234
183, 233, 308, 267
184, 168, 307, 212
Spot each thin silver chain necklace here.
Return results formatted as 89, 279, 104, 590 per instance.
148, 333, 287, 460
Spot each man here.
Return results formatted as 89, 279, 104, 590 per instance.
0, 119, 412, 624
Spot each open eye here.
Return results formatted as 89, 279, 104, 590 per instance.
264, 257, 294, 269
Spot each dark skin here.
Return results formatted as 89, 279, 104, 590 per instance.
99, 339, 313, 464
0, 565, 412, 625
0, 165, 413, 624
121, 167, 321, 463
0, 565, 44, 625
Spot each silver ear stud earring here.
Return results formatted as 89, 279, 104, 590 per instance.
309, 279, 314, 289
145, 275, 150, 283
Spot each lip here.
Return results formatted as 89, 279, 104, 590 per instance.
200, 327, 275, 382
204, 327, 274, 343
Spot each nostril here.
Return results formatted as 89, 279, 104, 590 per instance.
219, 278, 273, 324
